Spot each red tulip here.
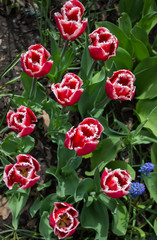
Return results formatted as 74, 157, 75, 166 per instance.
49, 202, 79, 239
88, 27, 119, 61
51, 73, 83, 106
105, 69, 136, 100
21, 44, 53, 77
65, 117, 104, 156
55, 0, 88, 41
3, 154, 40, 190
7, 106, 37, 137
101, 168, 132, 198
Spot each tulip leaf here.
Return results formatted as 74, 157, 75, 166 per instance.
39, 211, 53, 240
74, 178, 94, 202
142, 0, 154, 16
143, 173, 157, 203
80, 198, 109, 240
21, 71, 33, 98
135, 65, 157, 99
131, 26, 149, 46
118, 12, 132, 36
136, 99, 157, 137
30, 196, 42, 218
151, 143, 157, 172
134, 56, 157, 73
112, 199, 129, 236
91, 137, 121, 170
8, 188, 30, 229
106, 47, 133, 70
1, 135, 34, 155
154, 218, 157, 235
98, 193, 117, 214
40, 193, 58, 215
137, 11, 157, 34
62, 155, 82, 174
106, 160, 136, 180
119, 0, 144, 23
130, 34, 149, 61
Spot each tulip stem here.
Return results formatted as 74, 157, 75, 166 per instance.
60, 40, 69, 59
29, 77, 37, 100
88, 60, 96, 80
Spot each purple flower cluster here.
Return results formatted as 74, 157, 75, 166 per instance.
128, 183, 145, 197
138, 162, 155, 176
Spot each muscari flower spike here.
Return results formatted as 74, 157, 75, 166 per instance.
128, 182, 145, 197
138, 162, 155, 176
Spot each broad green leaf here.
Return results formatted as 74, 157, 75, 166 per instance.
130, 34, 149, 61
136, 99, 157, 136
99, 193, 117, 213
112, 199, 129, 236
80, 37, 94, 80
30, 196, 42, 218
131, 227, 145, 239
142, 0, 154, 16
151, 143, 157, 172
21, 71, 33, 98
80, 198, 109, 240
8, 188, 30, 229
134, 56, 157, 73
137, 11, 157, 34
135, 65, 157, 99
40, 193, 58, 215
37, 180, 52, 191
91, 137, 121, 170
95, 21, 132, 54
144, 173, 157, 202
62, 155, 82, 174
39, 211, 53, 240
1, 135, 35, 155
57, 140, 76, 172
118, 12, 132, 36
154, 218, 157, 235
131, 26, 149, 46
94, 168, 101, 193
106, 47, 133, 70
74, 178, 94, 202
119, 0, 144, 23
106, 160, 136, 180
91, 67, 106, 84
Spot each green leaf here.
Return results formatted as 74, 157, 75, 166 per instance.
1, 135, 35, 155
106, 47, 133, 70
134, 56, 157, 74
112, 199, 129, 236
0, 156, 10, 166
130, 34, 149, 61
142, 0, 154, 16
154, 218, 157, 235
21, 71, 33, 98
91, 137, 121, 170
151, 143, 157, 172
131, 26, 149, 47
119, 0, 144, 23
80, 37, 94, 80
135, 65, 157, 99
37, 180, 52, 191
136, 99, 157, 136
40, 193, 58, 215
99, 193, 117, 213
30, 196, 42, 218
74, 178, 94, 202
118, 12, 132, 36
8, 188, 30, 229
94, 168, 101, 193
106, 160, 136, 180
57, 140, 76, 173
137, 11, 157, 34
95, 21, 132, 54
80, 198, 109, 240
143, 173, 157, 203
39, 211, 53, 240
62, 155, 82, 174
91, 67, 106, 84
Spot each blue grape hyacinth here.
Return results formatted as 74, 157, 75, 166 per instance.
138, 162, 155, 176
128, 182, 145, 197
